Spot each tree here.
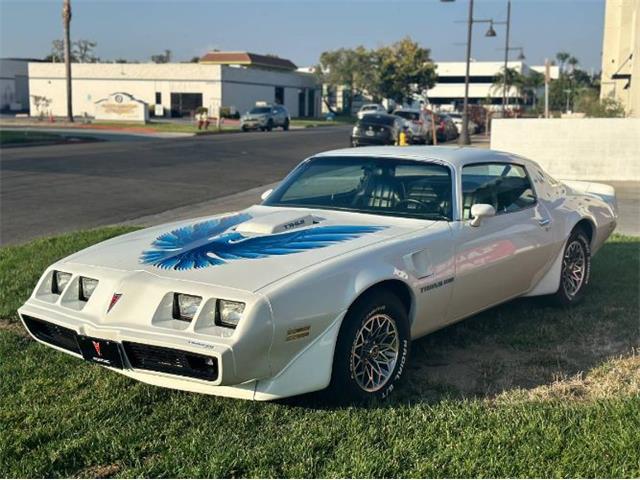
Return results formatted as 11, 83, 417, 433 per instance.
44, 39, 98, 62
62, 0, 73, 122
74, 39, 98, 62
151, 49, 172, 63
575, 90, 625, 117
491, 67, 525, 103
556, 51, 570, 74
374, 38, 437, 105
318, 46, 374, 114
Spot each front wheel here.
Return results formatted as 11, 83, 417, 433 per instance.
283, 119, 290, 131
266, 120, 274, 132
552, 229, 591, 305
329, 290, 410, 401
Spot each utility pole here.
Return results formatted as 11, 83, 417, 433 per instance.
501, 0, 511, 115
460, 0, 474, 146
63, 0, 73, 122
544, 58, 550, 118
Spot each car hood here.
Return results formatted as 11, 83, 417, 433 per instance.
61, 205, 433, 292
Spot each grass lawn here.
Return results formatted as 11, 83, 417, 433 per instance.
91, 121, 241, 135
0, 129, 66, 146
0, 230, 638, 477
290, 116, 355, 128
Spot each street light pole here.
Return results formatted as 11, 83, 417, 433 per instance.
501, 0, 511, 115
460, 0, 474, 146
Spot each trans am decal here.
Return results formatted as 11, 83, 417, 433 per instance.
140, 213, 385, 270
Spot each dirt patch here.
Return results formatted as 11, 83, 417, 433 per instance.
495, 353, 640, 403
0, 318, 29, 337
75, 463, 121, 478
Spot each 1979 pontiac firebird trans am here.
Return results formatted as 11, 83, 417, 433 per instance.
18, 147, 618, 401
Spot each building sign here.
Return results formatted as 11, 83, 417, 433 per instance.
94, 92, 148, 122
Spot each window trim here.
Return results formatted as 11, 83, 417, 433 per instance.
459, 161, 538, 220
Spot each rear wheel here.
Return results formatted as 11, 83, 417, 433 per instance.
329, 290, 410, 401
266, 119, 274, 132
552, 229, 591, 305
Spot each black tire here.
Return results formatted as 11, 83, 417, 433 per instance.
241, 125, 248, 132
328, 290, 410, 402
283, 119, 290, 131
551, 228, 591, 305
266, 120, 273, 132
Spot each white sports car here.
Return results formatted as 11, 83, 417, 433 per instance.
18, 147, 617, 401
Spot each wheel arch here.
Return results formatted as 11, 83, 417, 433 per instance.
572, 217, 596, 248
346, 278, 414, 324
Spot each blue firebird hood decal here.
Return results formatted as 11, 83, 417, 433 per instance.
140, 213, 386, 270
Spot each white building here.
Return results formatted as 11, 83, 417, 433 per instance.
0, 58, 39, 112
600, 0, 639, 117
28, 52, 321, 119
425, 61, 559, 110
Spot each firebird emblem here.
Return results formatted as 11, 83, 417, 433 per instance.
92, 341, 102, 357
139, 213, 386, 271
107, 293, 122, 313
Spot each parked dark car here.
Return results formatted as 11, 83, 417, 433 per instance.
351, 114, 403, 147
435, 113, 458, 142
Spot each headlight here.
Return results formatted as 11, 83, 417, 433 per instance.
52, 271, 72, 294
173, 293, 202, 322
216, 299, 245, 329
79, 277, 99, 301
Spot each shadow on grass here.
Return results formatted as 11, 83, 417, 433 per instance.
284, 239, 640, 410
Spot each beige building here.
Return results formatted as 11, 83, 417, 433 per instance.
0, 58, 38, 112
600, 0, 639, 117
28, 52, 321, 119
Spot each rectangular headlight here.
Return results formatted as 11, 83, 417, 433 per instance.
79, 277, 99, 301
172, 293, 202, 322
52, 271, 72, 295
216, 299, 245, 329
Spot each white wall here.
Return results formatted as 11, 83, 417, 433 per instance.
491, 118, 640, 181
221, 66, 320, 117
28, 63, 223, 117
0, 59, 30, 110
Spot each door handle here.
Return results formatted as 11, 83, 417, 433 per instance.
538, 218, 551, 226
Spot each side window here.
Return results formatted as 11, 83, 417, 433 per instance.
461, 163, 536, 219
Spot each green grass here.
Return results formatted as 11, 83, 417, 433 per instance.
1, 231, 639, 477
290, 116, 355, 128
0, 130, 65, 146
92, 121, 241, 134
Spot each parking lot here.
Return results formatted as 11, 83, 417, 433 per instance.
0, 126, 350, 245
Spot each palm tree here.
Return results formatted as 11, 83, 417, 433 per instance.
62, 0, 73, 122
523, 71, 544, 107
567, 56, 579, 74
491, 67, 525, 106
556, 51, 570, 75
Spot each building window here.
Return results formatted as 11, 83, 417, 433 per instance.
155, 92, 162, 104
275, 87, 284, 105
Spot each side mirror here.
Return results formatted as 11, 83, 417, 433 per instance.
469, 204, 496, 227
260, 188, 273, 201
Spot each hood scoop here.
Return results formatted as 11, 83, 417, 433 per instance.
235, 211, 320, 235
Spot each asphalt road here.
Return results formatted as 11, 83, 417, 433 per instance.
0, 126, 351, 245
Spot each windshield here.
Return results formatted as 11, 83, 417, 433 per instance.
395, 111, 420, 121
264, 156, 453, 220
361, 105, 378, 111
358, 115, 395, 126
249, 107, 271, 114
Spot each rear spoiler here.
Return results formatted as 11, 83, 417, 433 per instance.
561, 180, 618, 214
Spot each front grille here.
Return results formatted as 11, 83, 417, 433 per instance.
22, 315, 81, 354
122, 341, 218, 381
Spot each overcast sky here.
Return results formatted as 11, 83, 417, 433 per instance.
0, 0, 606, 71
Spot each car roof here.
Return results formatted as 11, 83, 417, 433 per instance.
313, 146, 532, 169
394, 108, 422, 113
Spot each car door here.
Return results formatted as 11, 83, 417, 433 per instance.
447, 162, 555, 322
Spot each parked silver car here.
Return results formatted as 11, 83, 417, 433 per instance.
241, 104, 290, 132
393, 109, 434, 144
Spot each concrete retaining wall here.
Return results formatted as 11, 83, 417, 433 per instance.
490, 118, 640, 181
